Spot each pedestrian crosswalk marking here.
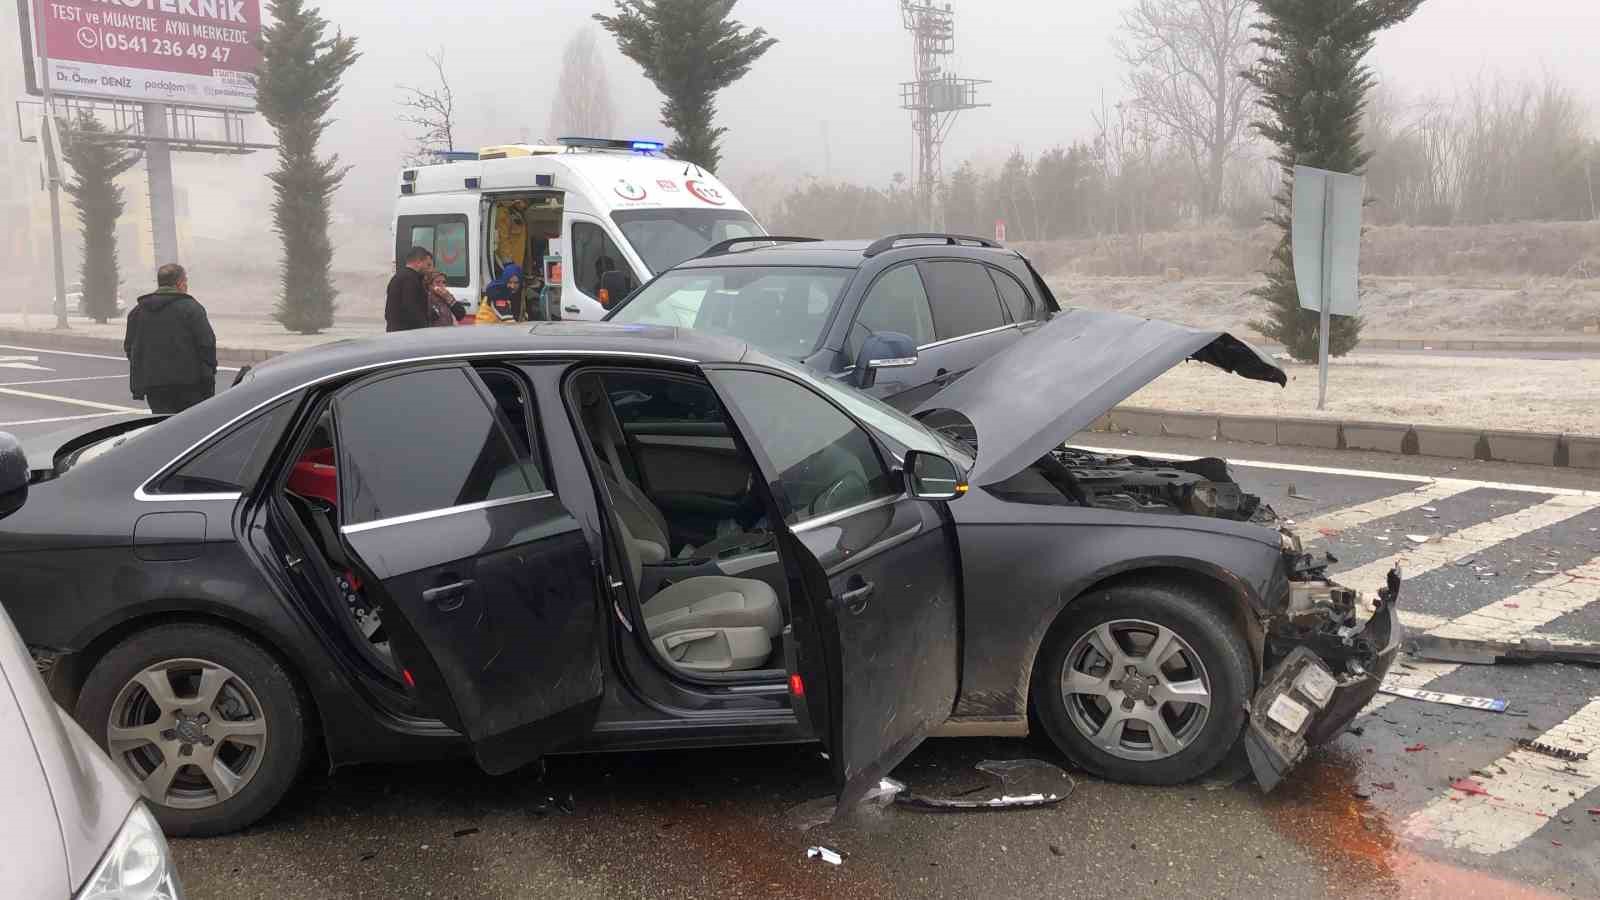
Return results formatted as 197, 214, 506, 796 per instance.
1403, 699, 1600, 855
1295, 481, 1473, 535
0, 385, 142, 414
1333, 494, 1599, 607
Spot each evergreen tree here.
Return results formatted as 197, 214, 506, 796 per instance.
1244, 0, 1423, 361
58, 112, 140, 323
254, 0, 358, 334
594, 0, 776, 171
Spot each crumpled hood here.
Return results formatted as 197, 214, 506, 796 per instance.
915, 309, 1286, 486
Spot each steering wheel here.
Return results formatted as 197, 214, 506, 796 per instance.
810, 471, 869, 519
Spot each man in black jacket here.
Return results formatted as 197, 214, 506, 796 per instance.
124, 263, 218, 415
386, 246, 435, 331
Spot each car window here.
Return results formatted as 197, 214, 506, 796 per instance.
847, 263, 936, 359
920, 260, 1007, 340
153, 407, 285, 494
713, 371, 897, 524
610, 266, 852, 359
572, 221, 637, 298
990, 268, 1037, 323
336, 368, 534, 525
473, 367, 547, 492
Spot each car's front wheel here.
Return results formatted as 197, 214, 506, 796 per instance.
76, 623, 309, 836
1030, 580, 1252, 785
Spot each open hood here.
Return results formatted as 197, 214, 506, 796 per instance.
915, 309, 1285, 486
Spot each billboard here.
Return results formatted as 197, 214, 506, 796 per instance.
28, 0, 261, 110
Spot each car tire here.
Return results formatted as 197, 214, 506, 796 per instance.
1030, 580, 1252, 785
76, 623, 309, 837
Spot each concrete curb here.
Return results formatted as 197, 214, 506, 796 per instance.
1098, 407, 1599, 471
0, 327, 285, 367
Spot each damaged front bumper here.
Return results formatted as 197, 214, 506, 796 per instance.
1244, 568, 1403, 792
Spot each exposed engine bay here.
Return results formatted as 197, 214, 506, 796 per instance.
980, 444, 1277, 523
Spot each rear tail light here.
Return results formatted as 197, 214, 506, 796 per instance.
788, 673, 805, 697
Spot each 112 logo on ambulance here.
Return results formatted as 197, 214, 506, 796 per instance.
685, 180, 727, 206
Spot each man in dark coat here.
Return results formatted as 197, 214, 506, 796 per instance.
386, 246, 435, 332
124, 263, 218, 415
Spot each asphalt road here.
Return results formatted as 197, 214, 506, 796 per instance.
3, 343, 1598, 900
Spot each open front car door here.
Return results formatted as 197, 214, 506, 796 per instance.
707, 366, 962, 811
329, 364, 605, 775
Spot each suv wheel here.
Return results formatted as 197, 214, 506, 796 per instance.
77, 623, 309, 836
1030, 581, 1252, 785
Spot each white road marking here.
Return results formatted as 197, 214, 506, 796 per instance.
0, 411, 132, 428
0, 355, 51, 372
0, 374, 123, 387
1366, 555, 1600, 715
1403, 699, 1600, 854
0, 344, 240, 372
0, 386, 143, 413
1333, 494, 1599, 603
1076, 444, 1599, 498
1295, 481, 1472, 535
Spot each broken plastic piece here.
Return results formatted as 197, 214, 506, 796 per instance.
1450, 779, 1490, 797
895, 759, 1075, 812
1406, 534, 1430, 544
806, 846, 843, 866
1409, 634, 1600, 667
1516, 739, 1590, 762
1405, 743, 1428, 752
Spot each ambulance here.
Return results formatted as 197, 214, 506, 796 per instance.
392, 138, 766, 321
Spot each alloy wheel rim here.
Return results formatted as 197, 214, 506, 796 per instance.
1060, 619, 1212, 762
106, 658, 269, 810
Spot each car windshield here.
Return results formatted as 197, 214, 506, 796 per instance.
609, 266, 853, 359
759, 355, 975, 471
612, 208, 764, 274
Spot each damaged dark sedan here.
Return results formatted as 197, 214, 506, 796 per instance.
0, 316, 1398, 836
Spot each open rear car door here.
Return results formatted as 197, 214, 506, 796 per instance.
706, 367, 961, 811
328, 364, 606, 775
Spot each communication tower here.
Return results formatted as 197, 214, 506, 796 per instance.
899, 1, 989, 230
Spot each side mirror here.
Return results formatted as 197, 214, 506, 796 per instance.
0, 432, 29, 520
904, 450, 966, 502
851, 331, 918, 389
598, 270, 633, 308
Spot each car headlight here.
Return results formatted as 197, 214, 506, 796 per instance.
77, 804, 183, 900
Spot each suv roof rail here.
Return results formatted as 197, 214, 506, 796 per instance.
697, 236, 822, 259
862, 233, 1004, 258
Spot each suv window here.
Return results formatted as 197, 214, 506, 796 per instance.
336, 368, 534, 525
713, 371, 897, 524
155, 405, 285, 495
572, 221, 636, 299
920, 260, 1007, 340
990, 268, 1037, 323
847, 263, 936, 359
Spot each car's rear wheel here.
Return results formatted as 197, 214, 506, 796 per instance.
1030, 581, 1252, 785
76, 623, 309, 837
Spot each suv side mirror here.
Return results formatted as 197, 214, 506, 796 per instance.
0, 432, 29, 520
852, 331, 918, 389
599, 269, 634, 308
903, 449, 966, 501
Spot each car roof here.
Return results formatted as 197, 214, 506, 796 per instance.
669, 238, 1024, 271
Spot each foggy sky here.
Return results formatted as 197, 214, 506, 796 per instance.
6, 0, 1600, 272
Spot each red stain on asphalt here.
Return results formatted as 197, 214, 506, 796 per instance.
1449, 779, 1491, 797
1405, 743, 1428, 752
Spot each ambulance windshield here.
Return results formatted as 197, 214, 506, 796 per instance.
612, 208, 763, 274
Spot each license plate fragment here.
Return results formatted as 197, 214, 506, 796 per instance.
1378, 682, 1507, 712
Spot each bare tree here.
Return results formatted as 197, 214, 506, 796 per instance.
549, 28, 617, 140
397, 48, 456, 163
1116, 0, 1258, 221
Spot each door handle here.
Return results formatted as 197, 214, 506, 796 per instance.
564, 305, 581, 314
422, 579, 474, 612
835, 580, 874, 616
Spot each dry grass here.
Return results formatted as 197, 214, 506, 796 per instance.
1128, 353, 1600, 435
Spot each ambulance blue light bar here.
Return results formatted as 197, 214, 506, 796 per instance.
558, 137, 667, 153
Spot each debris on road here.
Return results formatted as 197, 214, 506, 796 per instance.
806, 846, 844, 866
1409, 634, 1600, 667
1407, 534, 1431, 544
896, 759, 1076, 812
452, 827, 480, 838
1516, 739, 1591, 763
1450, 779, 1491, 797
1405, 743, 1429, 752
1379, 682, 1509, 712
